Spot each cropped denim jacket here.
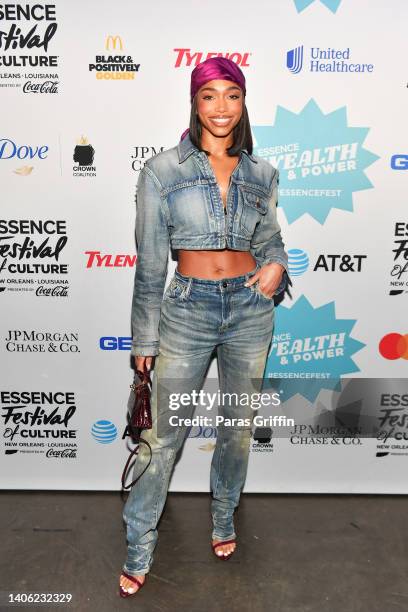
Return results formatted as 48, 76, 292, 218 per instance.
131, 132, 291, 357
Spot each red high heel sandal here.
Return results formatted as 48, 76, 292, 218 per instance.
119, 571, 146, 598
211, 538, 237, 561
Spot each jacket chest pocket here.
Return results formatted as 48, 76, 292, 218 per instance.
166, 182, 214, 234
239, 188, 269, 237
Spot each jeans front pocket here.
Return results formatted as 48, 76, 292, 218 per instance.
163, 278, 184, 301
163, 277, 191, 303
254, 280, 275, 302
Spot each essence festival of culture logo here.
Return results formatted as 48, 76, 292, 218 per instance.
91, 420, 117, 444
0, 219, 70, 297
293, 0, 342, 13
389, 222, 408, 296
287, 45, 374, 74
264, 295, 365, 401
288, 248, 309, 276
1, 390, 77, 459
0, 3, 60, 94
379, 334, 408, 360
252, 99, 380, 224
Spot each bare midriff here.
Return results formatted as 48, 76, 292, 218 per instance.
177, 248, 256, 279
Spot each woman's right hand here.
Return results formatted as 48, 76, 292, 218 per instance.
135, 355, 154, 372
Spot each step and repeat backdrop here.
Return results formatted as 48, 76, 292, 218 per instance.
1, 0, 408, 492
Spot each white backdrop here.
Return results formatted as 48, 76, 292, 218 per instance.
1, 0, 408, 491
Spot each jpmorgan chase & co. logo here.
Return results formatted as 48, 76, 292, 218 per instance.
252, 99, 380, 224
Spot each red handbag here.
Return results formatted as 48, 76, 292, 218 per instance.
121, 362, 153, 490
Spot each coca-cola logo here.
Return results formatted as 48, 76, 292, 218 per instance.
23, 80, 58, 94
46, 448, 76, 458
36, 285, 68, 296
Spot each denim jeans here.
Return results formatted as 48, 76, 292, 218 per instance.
122, 262, 275, 576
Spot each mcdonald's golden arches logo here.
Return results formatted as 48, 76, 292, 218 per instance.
105, 35, 123, 51
88, 36, 141, 80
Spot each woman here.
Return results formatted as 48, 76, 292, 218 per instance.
119, 56, 291, 597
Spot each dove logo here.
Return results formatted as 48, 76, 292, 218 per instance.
0, 138, 48, 160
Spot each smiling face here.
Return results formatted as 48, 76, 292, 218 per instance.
195, 79, 244, 138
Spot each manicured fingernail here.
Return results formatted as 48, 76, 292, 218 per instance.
244, 283, 248, 287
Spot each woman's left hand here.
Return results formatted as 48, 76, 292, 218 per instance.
244, 262, 285, 298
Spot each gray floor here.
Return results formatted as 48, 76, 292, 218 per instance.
1, 491, 408, 612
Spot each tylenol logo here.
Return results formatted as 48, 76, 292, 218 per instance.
379, 333, 408, 360
174, 49, 251, 67
105, 35, 123, 51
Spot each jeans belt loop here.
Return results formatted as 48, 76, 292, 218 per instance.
185, 276, 193, 297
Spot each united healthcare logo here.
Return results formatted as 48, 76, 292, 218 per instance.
287, 46, 303, 74
252, 99, 380, 224
293, 0, 342, 12
263, 295, 365, 401
287, 45, 374, 74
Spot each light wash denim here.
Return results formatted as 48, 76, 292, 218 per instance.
123, 263, 276, 576
131, 132, 291, 357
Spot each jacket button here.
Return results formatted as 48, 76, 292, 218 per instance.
222, 281, 228, 288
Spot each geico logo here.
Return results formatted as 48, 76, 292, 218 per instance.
99, 337, 132, 350
0, 138, 48, 160
105, 35, 123, 50
391, 154, 408, 170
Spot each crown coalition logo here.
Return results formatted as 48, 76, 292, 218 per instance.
73, 135, 94, 166
264, 295, 365, 401
293, 0, 342, 13
252, 99, 379, 224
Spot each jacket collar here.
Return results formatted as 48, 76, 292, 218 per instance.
177, 131, 258, 164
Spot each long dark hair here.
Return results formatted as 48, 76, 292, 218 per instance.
188, 94, 253, 157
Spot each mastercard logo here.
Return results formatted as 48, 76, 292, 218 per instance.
379, 333, 408, 360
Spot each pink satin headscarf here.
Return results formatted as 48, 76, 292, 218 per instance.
180, 56, 246, 141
